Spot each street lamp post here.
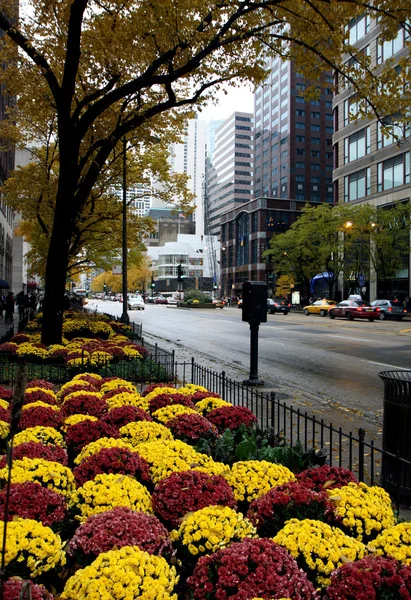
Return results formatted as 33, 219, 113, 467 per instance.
121, 137, 130, 324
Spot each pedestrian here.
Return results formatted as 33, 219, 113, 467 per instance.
309, 296, 313, 304
16, 291, 26, 320
4, 292, 14, 323
29, 293, 37, 318
0, 293, 5, 319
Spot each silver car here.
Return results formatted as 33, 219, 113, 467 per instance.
370, 299, 407, 321
128, 295, 145, 310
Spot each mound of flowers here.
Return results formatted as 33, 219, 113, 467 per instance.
0, 378, 406, 599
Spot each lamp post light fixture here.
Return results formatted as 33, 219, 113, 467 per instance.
121, 136, 130, 325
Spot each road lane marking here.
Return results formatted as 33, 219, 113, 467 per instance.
400, 328, 411, 333
364, 360, 408, 370
263, 340, 286, 346
331, 335, 371, 342
280, 337, 297, 341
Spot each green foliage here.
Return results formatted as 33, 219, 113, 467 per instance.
183, 290, 213, 305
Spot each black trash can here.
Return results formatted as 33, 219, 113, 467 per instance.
379, 370, 411, 499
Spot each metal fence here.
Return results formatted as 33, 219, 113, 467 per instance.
175, 359, 411, 510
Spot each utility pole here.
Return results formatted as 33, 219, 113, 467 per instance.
121, 137, 130, 324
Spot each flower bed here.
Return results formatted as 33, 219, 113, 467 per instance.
0, 378, 407, 599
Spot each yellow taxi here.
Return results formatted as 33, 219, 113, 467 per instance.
304, 299, 336, 317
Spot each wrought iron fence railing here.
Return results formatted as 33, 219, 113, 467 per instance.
174, 359, 411, 510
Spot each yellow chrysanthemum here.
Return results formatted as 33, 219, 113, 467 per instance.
74, 437, 134, 465
0, 400, 9, 411
106, 392, 149, 412
25, 387, 58, 403
120, 421, 174, 446
23, 401, 60, 411
170, 505, 256, 557
152, 404, 198, 424
57, 379, 92, 398
14, 426, 65, 448
369, 522, 411, 564
0, 420, 9, 439
100, 378, 136, 394
144, 387, 179, 402
62, 414, 98, 432
61, 546, 177, 599
0, 518, 66, 578
224, 460, 295, 503
70, 473, 153, 522
195, 397, 232, 414
63, 389, 103, 404
0, 457, 75, 498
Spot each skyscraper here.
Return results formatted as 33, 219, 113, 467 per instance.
254, 57, 334, 204
332, 15, 410, 299
169, 117, 206, 236
206, 112, 253, 238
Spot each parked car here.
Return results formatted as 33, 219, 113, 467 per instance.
370, 299, 408, 321
154, 295, 167, 305
328, 300, 378, 321
128, 295, 145, 310
267, 298, 291, 315
146, 296, 156, 304
167, 297, 178, 306
304, 299, 336, 317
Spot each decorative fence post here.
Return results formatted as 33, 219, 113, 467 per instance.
358, 428, 365, 482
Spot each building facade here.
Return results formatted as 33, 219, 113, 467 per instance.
332, 15, 411, 299
169, 117, 206, 237
220, 197, 313, 298
206, 112, 253, 238
254, 58, 334, 204
145, 208, 195, 248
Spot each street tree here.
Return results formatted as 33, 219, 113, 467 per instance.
1, 0, 410, 343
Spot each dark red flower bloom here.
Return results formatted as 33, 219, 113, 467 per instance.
24, 389, 57, 406
324, 555, 411, 600
59, 383, 98, 402
0, 386, 13, 401
142, 383, 175, 396
26, 379, 54, 390
0, 406, 10, 423
296, 465, 358, 491
247, 481, 332, 537
190, 391, 221, 403
18, 406, 61, 430
73, 446, 151, 487
100, 406, 152, 429
67, 507, 172, 565
166, 413, 218, 443
3, 580, 54, 600
152, 470, 236, 528
0, 343, 17, 355
0, 441, 68, 467
10, 333, 30, 344
64, 420, 118, 456
0, 482, 67, 528
187, 537, 318, 599
207, 406, 257, 433
75, 374, 104, 389
149, 393, 195, 414
60, 394, 108, 418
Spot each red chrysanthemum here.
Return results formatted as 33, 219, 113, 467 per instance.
0, 386, 13, 401
60, 394, 108, 418
142, 383, 175, 396
73, 446, 151, 487
148, 393, 195, 414
0, 406, 10, 422
0, 482, 67, 528
190, 390, 221, 403
59, 383, 98, 402
324, 555, 411, 600
187, 537, 318, 599
100, 406, 152, 429
296, 465, 358, 491
247, 481, 331, 537
0, 343, 17, 355
67, 507, 172, 565
152, 470, 236, 528
64, 420, 118, 456
3, 580, 54, 600
26, 379, 54, 390
0, 441, 68, 467
207, 406, 257, 433
18, 406, 61, 430
75, 374, 104, 389
103, 387, 135, 400
24, 388, 57, 406
10, 333, 31, 344
166, 412, 218, 443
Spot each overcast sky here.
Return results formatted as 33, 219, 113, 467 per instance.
199, 84, 255, 123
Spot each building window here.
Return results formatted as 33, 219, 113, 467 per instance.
296, 161, 305, 169
377, 121, 410, 149
296, 148, 305, 155
377, 152, 410, 191
296, 135, 305, 143
296, 96, 305, 103
311, 195, 320, 201
296, 122, 305, 129
296, 109, 305, 116
347, 14, 370, 44
311, 111, 320, 119
311, 163, 320, 170
296, 175, 305, 182
311, 125, 320, 131
251, 239, 258, 263
311, 137, 320, 144
344, 127, 370, 163
344, 167, 371, 201
377, 28, 407, 64
311, 176, 320, 183
296, 193, 305, 200
311, 150, 320, 157
251, 212, 258, 233
236, 212, 250, 266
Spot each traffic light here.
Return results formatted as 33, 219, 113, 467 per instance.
151, 276, 155, 289
177, 264, 183, 282
213, 283, 218, 290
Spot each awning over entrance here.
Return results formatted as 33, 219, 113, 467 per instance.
27, 281, 38, 288
0, 279, 10, 289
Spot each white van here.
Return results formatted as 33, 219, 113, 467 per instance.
128, 295, 145, 310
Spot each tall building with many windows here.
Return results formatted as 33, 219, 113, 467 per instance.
332, 14, 410, 299
253, 58, 334, 204
206, 112, 253, 237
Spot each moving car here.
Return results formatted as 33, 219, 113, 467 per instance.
370, 299, 408, 321
237, 299, 242, 309
304, 299, 336, 317
154, 295, 168, 305
127, 295, 145, 310
328, 300, 378, 321
212, 299, 225, 309
167, 297, 178, 306
267, 298, 291, 315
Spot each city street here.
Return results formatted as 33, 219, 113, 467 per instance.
89, 299, 411, 425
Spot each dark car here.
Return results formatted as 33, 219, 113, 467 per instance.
267, 298, 291, 315
371, 299, 408, 321
328, 300, 378, 321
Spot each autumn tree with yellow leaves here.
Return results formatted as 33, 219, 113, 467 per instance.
0, 0, 410, 343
